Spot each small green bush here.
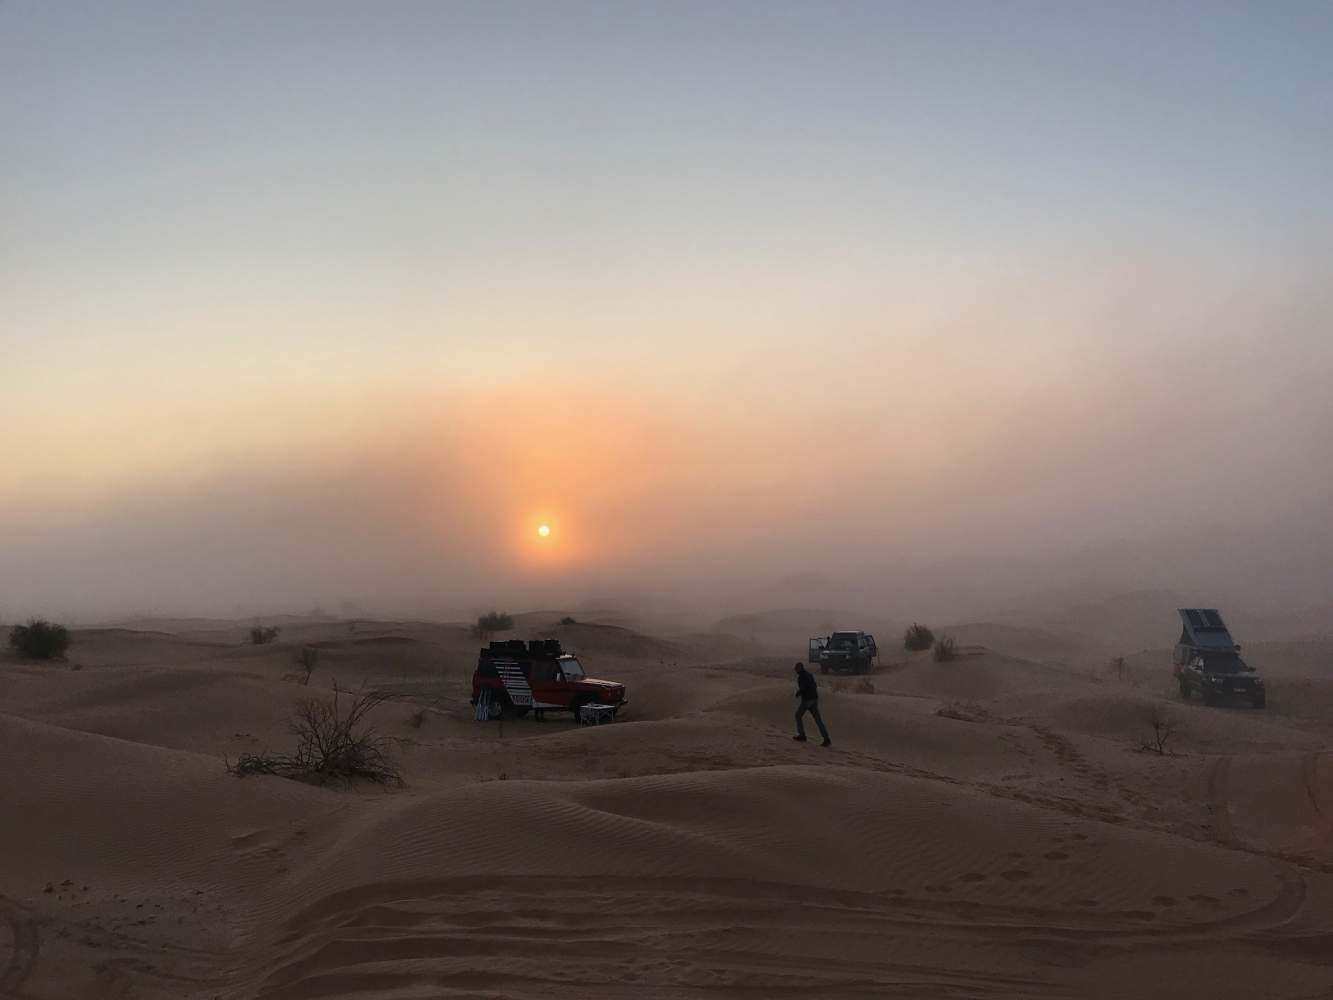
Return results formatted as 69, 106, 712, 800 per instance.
472, 610, 514, 639
904, 623, 934, 651
932, 636, 957, 663
9, 619, 70, 660
250, 624, 281, 645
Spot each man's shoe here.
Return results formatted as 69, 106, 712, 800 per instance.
792, 735, 807, 742
821, 739, 832, 747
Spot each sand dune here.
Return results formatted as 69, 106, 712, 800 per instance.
4, 618, 1333, 998
241, 767, 1318, 1000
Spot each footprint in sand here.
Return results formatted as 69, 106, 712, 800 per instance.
1043, 851, 1069, 861
959, 872, 987, 883
1001, 869, 1032, 881
1151, 895, 1177, 907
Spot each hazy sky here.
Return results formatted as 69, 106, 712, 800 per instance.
3, 2, 1331, 621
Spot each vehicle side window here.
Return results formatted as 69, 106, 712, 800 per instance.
532, 661, 557, 682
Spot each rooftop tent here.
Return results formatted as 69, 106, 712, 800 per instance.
1177, 608, 1240, 652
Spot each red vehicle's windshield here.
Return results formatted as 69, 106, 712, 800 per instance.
560, 657, 586, 680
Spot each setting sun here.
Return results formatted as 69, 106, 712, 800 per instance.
537, 524, 551, 538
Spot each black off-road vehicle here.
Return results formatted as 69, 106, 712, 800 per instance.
808, 630, 878, 674
1173, 608, 1265, 708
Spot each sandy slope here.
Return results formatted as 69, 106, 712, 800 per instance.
3, 618, 1333, 999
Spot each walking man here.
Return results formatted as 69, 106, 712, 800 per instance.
793, 661, 831, 747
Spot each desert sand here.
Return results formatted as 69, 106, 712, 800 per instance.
3, 612, 1333, 999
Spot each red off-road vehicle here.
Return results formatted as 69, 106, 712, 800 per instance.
471, 639, 627, 721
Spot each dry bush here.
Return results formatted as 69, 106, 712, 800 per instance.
9, 619, 70, 660
472, 610, 514, 640
932, 636, 957, 663
292, 646, 319, 685
936, 702, 987, 723
903, 623, 935, 651
407, 708, 427, 729
559, 616, 577, 625
228, 752, 279, 776
1141, 707, 1176, 755
227, 684, 402, 787
855, 677, 875, 694
250, 624, 280, 645
288, 687, 401, 784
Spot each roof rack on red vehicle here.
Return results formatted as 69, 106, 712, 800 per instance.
483, 638, 564, 658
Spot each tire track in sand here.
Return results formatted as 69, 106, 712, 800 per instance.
0, 896, 38, 999
1207, 756, 1236, 847
1299, 753, 1326, 822
249, 870, 1318, 1000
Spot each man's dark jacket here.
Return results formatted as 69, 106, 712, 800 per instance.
796, 669, 818, 701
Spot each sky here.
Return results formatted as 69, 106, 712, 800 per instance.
3, 1, 1332, 623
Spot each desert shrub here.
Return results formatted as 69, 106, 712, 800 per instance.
226, 685, 402, 787
903, 623, 935, 651
932, 636, 957, 663
936, 701, 986, 723
407, 708, 427, 729
287, 687, 401, 785
250, 624, 280, 645
9, 619, 70, 659
855, 677, 875, 694
472, 610, 514, 639
1141, 707, 1176, 755
559, 616, 577, 625
293, 647, 319, 685
228, 752, 279, 776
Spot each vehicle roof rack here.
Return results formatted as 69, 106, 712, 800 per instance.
483, 638, 564, 658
